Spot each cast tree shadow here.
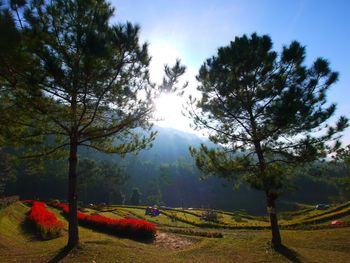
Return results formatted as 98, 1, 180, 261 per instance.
48, 246, 74, 263
275, 244, 303, 263
19, 220, 42, 241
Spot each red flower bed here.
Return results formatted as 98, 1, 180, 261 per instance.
25, 201, 64, 239
48, 202, 156, 239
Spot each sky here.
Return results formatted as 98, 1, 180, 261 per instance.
111, 0, 350, 144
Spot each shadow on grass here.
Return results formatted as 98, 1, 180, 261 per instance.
20, 218, 66, 242
77, 223, 156, 244
19, 208, 44, 241
48, 246, 73, 263
275, 244, 303, 263
19, 219, 41, 241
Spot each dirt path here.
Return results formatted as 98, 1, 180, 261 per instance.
153, 231, 198, 250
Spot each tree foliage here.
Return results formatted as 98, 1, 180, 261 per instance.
330, 145, 350, 199
77, 158, 127, 204
6, 0, 155, 155
189, 33, 347, 194
129, 187, 141, 205
0, 149, 15, 195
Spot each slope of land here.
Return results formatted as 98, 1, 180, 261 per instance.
0, 202, 350, 262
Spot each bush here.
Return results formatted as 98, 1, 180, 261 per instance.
200, 210, 220, 222
48, 202, 156, 239
26, 201, 64, 239
166, 228, 223, 238
233, 215, 246, 222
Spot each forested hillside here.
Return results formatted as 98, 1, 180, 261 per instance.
3, 126, 341, 214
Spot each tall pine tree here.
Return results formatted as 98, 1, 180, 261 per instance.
188, 33, 348, 247
1, 0, 185, 247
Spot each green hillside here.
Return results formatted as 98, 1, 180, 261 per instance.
1, 202, 350, 262
4, 127, 342, 215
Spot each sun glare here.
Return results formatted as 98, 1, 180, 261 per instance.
154, 93, 185, 129
148, 40, 197, 133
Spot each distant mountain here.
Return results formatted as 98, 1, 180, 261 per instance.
5, 126, 340, 215
106, 126, 338, 214
136, 126, 206, 163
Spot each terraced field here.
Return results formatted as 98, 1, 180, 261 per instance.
1, 201, 350, 262
96, 202, 350, 230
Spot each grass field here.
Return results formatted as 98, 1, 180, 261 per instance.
0, 202, 350, 262
100, 202, 350, 229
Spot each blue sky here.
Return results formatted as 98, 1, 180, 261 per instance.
111, 0, 350, 144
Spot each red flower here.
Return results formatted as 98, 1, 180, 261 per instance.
48, 201, 156, 238
26, 201, 64, 239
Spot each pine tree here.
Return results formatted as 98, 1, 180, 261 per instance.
130, 187, 141, 205
332, 145, 350, 199
188, 33, 348, 247
114, 189, 125, 205
0, 0, 185, 247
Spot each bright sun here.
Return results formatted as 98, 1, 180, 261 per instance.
148, 40, 195, 132
154, 93, 185, 129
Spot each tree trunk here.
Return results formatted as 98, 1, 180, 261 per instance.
253, 139, 282, 247
266, 193, 282, 247
67, 139, 79, 248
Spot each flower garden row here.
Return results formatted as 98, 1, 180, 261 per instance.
48, 201, 156, 239
23, 200, 64, 239
23, 200, 156, 240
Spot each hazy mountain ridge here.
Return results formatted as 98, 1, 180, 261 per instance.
116, 126, 339, 214
4, 126, 339, 214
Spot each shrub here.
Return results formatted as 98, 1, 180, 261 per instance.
200, 210, 220, 222
26, 201, 64, 239
233, 215, 246, 222
48, 202, 156, 239
166, 228, 223, 238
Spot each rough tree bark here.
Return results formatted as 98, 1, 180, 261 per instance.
67, 137, 79, 248
254, 140, 282, 247
267, 193, 282, 247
